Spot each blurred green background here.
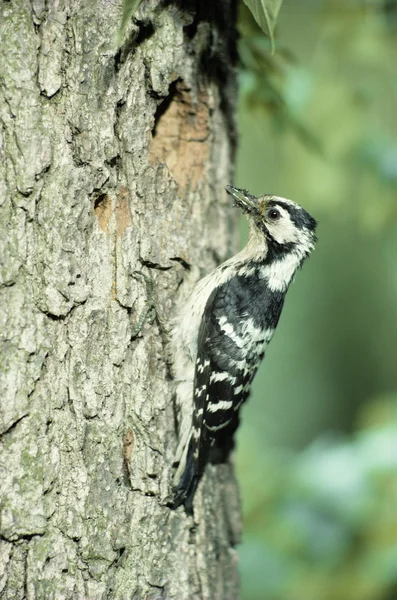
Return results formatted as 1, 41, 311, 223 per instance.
234, 1, 397, 598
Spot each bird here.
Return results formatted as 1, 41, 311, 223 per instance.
171, 186, 317, 512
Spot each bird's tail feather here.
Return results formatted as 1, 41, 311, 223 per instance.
172, 441, 198, 513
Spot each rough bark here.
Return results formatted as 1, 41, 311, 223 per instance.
0, 0, 240, 598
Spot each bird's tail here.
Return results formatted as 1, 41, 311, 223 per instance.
172, 440, 199, 513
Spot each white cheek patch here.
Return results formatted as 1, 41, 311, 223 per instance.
266, 209, 299, 245
265, 196, 316, 253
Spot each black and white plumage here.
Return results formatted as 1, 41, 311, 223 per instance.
172, 186, 317, 511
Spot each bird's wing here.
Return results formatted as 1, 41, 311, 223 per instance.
173, 277, 265, 510
193, 280, 264, 461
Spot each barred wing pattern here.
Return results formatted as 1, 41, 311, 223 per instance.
173, 272, 284, 510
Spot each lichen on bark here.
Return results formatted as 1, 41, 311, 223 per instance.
0, 0, 240, 598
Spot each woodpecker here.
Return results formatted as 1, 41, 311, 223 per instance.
172, 186, 317, 511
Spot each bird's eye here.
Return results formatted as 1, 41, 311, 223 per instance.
268, 208, 281, 220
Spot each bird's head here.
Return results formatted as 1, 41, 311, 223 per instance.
226, 185, 317, 260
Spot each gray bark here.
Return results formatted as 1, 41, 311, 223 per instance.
0, 0, 240, 598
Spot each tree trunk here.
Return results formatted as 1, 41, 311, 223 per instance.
0, 0, 240, 598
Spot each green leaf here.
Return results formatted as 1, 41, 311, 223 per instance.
242, 0, 283, 52
117, 0, 142, 46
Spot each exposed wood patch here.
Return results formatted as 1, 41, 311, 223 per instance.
94, 188, 132, 239
94, 194, 112, 234
116, 186, 132, 239
149, 80, 211, 192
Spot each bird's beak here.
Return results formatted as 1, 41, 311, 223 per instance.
225, 186, 259, 216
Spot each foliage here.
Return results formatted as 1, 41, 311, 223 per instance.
117, 0, 142, 45
237, 0, 397, 226
237, 398, 397, 600
237, 3, 397, 599
242, 0, 283, 51
237, 3, 323, 154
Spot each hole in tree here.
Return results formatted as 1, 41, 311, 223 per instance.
94, 194, 108, 211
